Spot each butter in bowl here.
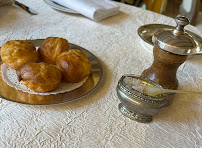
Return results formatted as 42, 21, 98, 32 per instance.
116, 75, 168, 123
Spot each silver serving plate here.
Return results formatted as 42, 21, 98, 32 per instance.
43, 0, 78, 14
0, 39, 103, 105
117, 75, 168, 123
138, 24, 202, 55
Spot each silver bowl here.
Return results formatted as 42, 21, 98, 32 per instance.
117, 75, 168, 123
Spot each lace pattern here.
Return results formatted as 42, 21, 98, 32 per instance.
1, 63, 87, 95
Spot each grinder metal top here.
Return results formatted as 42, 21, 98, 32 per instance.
152, 16, 201, 55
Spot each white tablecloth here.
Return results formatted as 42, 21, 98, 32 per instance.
0, 0, 202, 147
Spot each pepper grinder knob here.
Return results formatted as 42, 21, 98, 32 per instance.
173, 16, 190, 35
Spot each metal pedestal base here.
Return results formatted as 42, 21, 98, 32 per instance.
118, 103, 152, 123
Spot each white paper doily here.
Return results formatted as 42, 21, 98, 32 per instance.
1, 63, 87, 95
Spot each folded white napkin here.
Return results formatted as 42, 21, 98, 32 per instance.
52, 0, 120, 21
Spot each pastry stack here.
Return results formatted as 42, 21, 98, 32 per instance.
0, 37, 92, 93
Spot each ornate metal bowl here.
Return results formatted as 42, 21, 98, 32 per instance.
116, 75, 168, 123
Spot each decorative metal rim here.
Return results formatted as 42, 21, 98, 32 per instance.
118, 74, 167, 105
118, 103, 152, 123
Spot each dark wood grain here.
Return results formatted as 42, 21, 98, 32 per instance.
142, 45, 187, 90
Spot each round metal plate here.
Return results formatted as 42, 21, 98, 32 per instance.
43, 0, 79, 14
0, 39, 103, 105
137, 24, 202, 55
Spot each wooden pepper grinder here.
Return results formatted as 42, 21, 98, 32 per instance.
141, 16, 198, 90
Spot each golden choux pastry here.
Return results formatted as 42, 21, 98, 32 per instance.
17, 62, 62, 92
38, 37, 70, 64
56, 49, 91, 83
1, 40, 39, 70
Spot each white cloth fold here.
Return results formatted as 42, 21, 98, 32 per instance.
52, 0, 120, 21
